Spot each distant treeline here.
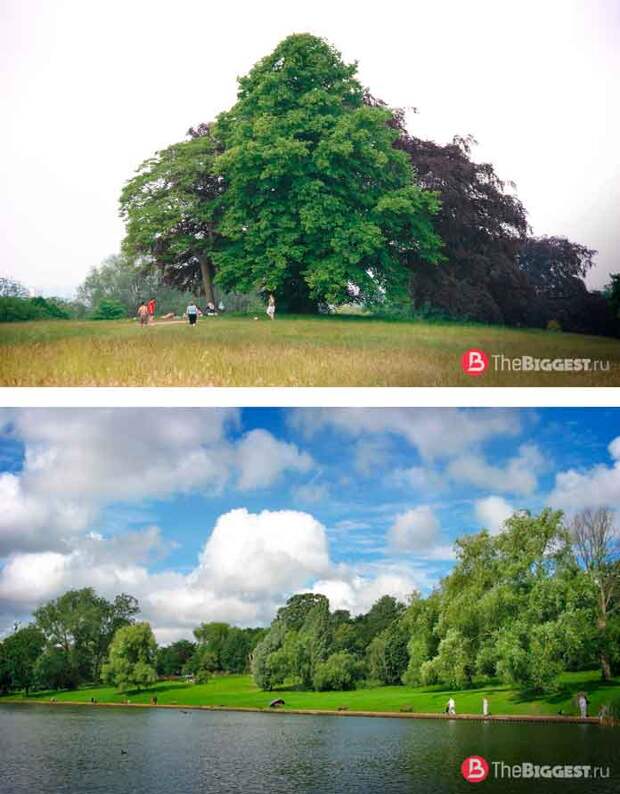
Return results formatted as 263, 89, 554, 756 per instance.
0, 257, 262, 323
0, 591, 266, 695
1, 508, 618, 696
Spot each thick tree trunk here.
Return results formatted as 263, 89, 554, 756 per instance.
199, 256, 216, 305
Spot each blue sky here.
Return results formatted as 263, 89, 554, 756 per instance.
0, 408, 618, 642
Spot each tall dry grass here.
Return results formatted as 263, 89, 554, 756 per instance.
1, 316, 618, 386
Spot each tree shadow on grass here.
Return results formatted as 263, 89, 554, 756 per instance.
512, 674, 617, 710
124, 682, 195, 698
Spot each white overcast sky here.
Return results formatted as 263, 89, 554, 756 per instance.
1, 0, 619, 295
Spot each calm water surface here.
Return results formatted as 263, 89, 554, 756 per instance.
0, 704, 617, 793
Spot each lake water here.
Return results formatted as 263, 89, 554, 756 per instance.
0, 705, 617, 793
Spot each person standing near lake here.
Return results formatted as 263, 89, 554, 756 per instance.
578, 693, 589, 718
482, 697, 489, 717
267, 293, 276, 320
137, 301, 149, 327
147, 296, 157, 324
446, 697, 456, 715
186, 301, 198, 327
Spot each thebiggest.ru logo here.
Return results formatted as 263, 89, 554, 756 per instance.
461, 349, 489, 376
461, 756, 490, 783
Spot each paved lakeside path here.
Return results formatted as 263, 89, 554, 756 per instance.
1, 699, 606, 726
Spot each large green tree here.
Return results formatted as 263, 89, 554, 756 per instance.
102, 622, 158, 692
34, 588, 139, 685
119, 128, 223, 304
213, 34, 442, 311
571, 508, 620, 680
0, 625, 45, 694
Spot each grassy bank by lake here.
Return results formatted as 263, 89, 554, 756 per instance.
1, 316, 618, 386
2, 671, 618, 719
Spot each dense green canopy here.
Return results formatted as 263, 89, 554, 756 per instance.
213, 34, 442, 311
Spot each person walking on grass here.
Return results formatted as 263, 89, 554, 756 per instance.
147, 296, 157, 324
446, 697, 456, 716
267, 293, 276, 320
186, 300, 198, 327
137, 301, 149, 327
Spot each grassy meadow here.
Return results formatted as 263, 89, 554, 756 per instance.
0, 315, 618, 386
3, 671, 619, 719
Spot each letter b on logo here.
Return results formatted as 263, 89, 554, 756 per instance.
461, 756, 490, 783
461, 349, 489, 376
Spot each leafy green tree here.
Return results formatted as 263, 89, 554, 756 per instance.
367, 620, 409, 685
313, 651, 359, 691
102, 622, 158, 692
1, 625, 45, 694
221, 627, 265, 673
354, 595, 405, 650
120, 130, 223, 304
34, 647, 76, 691
156, 640, 196, 676
91, 298, 127, 320
571, 508, 620, 680
402, 592, 441, 686
213, 34, 443, 312
193, 622, 231, 668
605, 274, 620, 321
34, 588, 139, 685
0, 640, 10, 693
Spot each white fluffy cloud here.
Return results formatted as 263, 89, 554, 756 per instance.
236, 429, 313, 490
290, 408, 521, 460
1, 509, 329, 634
389, 506, 440, 551
0, 410, 316, 556
447, 444, 543, 495
311, 569, 419, 615
549, 436, 620, 512
474, 496, 515, 535
194, 508, 329, 596
0, 507, 440, 641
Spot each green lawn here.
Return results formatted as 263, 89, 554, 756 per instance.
0, 316, 618, 385
2, 671, 618, 718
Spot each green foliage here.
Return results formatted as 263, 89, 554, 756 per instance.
190, 622, 265, 677
102, 622, 158, 692
78, 254, 192, 317
313, 651, 359, 691
91, 298, 128, 320
34, 647, 76, 691
213, 34, 442, 311
0, 625, 46, 694
34, 588, 139, 686
0, 296, 71, 322
120, 131, 222, 302
156, 640, 196, 677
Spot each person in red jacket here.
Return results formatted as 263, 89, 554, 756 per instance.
147, 297, 156, 324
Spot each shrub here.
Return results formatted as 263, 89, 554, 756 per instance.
312, 651, 359, 691
546, 319, 562, 332
0, 296, 70, 322
91, 299, 127, 320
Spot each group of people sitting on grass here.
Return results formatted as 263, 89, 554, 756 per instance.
184, 300, 226, 326
137, 293, 277, 326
